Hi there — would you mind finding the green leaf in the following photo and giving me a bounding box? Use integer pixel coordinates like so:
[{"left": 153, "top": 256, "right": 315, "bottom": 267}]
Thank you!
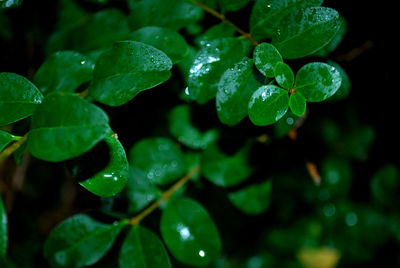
[
  {"left": 274, "top": 111, "right": 300, "bottom": 138},
  {"left": 33, "top": 51, "right": 94, "bottom": 95},
  {"left": 315, "top": 17, "right": 347, "bottom": 57},
  {"left": 28, "top": 92, "right": 109, "bottom": 162},
  {"left": 125, "top": 167, "right": 161, "bottom": 213},
  {"left": 295, "top": 62, "right": 342, "bottom": 102},
  {"left": 228, "top": 180, "right": 272, "bottom": 215},
  {"left": 320, "top": 157, "right": 352, "bottom": 199},
  {"left": 169, "top": 105, "right": 219, "bottom": 149},
  {"left": 127, "top": 26, "right": 189, "bottom": 63},
  {"left": 44, "top": 214, "right": 126, "bottom": 268},
  {"left": 289, "top": 92, "right": 306, "bottom": 116},
  {"left": 128, "top": 0, "right": 203, "bottom": 31},
  {"left": 344, "top": 126, "right": 374, "bottom": 161},
  {"left": 0, "top": 0, "right": 22, "bottom": 9},
  {"left": 0, "top": 196, "right": 7, "bottom": 257},
  {"left": 0, "top": 130, "right": 17, "bottom": 152},
  {"left": 217, "top": 57, "right": 262, "bottom": 126},
  {"left": 201, "top": 144, "right": 252, "bottom": 187},
  {"left": 160, "top": 197, "right": 221, "bottom": 267},
  {"left": 253, "top": 43, "right": 283, "bottom": 78},
  {"left": 119, "top": 225, "right": 171, "bottom": 268},
  {"left": 327, "top": 61, "right": 351, "bottom": 101},
  {"left": 187, "top": 37, "right": 250, "bottom": 104},
  {"left": 0, "top": 72, "right": 43, "bottom": 126},
  {"left": 274, "top": 62, "right": 294, "bottom": 89},
  {"left": 250, "top": 0, "right": 323, "bottom": 40},
  {"left": 219, "top": 0, "right": 251, "bottom": 12},
  {"left": 272, "top": 7, "right": 341, "bottom": 59},
  {"left": 194, "top": 23, "right": 235, "bottom": 47},
  {"left": 371, "top": 165, "right": 399, "bottom": 206},
  {"left": 248, "top": 85, "right": 289, "bottom": 126},
  {"left": 79, "top": 134, "right": 129, "bottom": 197},
  {"left": 129, "top": 138, "right": 186, "bottom": 185},
  {"left": 89, "top": 41, "right": 173, "bottom": 106}
]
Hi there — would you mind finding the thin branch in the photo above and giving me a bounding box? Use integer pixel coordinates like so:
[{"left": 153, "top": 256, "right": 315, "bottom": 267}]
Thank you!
[
  {"left": 190, "top": 0, "right": 259, "bottom": 46},
  {"left": 129, "top": 165, "right": 200, "bottom": 225},
  {"left": 0, "top": 133, "right": 28, "bottom": 164}
]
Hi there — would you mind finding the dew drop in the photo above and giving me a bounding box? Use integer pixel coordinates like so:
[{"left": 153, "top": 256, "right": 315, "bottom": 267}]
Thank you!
[{"left": 199, "top": 250, "right": 206, "bottom": 257}]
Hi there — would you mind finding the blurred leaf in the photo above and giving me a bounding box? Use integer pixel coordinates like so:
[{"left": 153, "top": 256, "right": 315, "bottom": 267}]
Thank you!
[
  {"left": 169, "top": 105, "right": 219, "bottom": 149},
  {"left": 248, "top": 85, "right": 289, "bottom": 126},
  {"left": 371, "top": 164, "right": 399, "bottom": 207},
  {"left": 217, "top": 57, "right": 262, "bottom": 126},
  {"left": 128, "top": 0, "right": 203, "bottom": 31},
  {"left": 274, "top": 111, "right": 300, "bottom": 138},
  {"left": 253, "top": 43, "right": 283, "bottom": 78},
  {"left": 274, "top": 62, "right": 294, "bottom": 89},
  {"left": 44, "top": 214, "right": 125, "bottom": 268},
  {"left": 320, "top": 157, "right": 352, "bottom": 199},
  {"left": 0, "top": 130, "right": 17, "bottom": 152},
  {"left": 127, "top": 26, "right": 189, "bottom": 63},
  {"left": 295, "top": 62, "right": 342, "bottom": 102},
  {"left": 272, "top": 7, "right": 341, "bottom": 59},
  {"left": 160, "top": 197, "right": 221, "bottom": 267},
  {"left": 297, "top": 247, "right": 341, "bottom": 268},
  {"left": 194, "top": 23, "right": 235, "bottom": 47},
  {"left": 56, "top": 0, "right": 88, "bottom": 31},
  {"left": 219, "top": 0, "right": 251, "bottom": 13},
  {"left": 344, "top": 125, "right": 374, "bottom": 161},
  {"left": 201, "top": 144, "right": 252, "bottom": 187},
  {"left": 0, "top": 73, "right": 43, "bottom": 126},
  {"left": 80, "top": 134, "right": 129, "bottom": 197},
  {"left": 28, "top": 92, "right": 109, "bottom": 162},
  {"left": 119, "top": 225, "right": 171, "bottom": 268},
  {"left": 250, "top": 0, "right": 323, "bottom": 40},
  {"left": 315, "top": 17, "right": 347, "bottom": 57},
  {"left": 125, "top": 167, "right": 161, "bottom": 213},
  {"left": 33, "top": 51, "right": 94, "bottom": 95},
  {"left": 289, "top": 92, "right": 306, "bottom": 116},
  {"left": 0, "top": 196, "right": 7, "bottom": 257},
  {"left": 327, "top": 61, "right": 351, "bottom": 101},
  {"left": 0, "top": 0, "right": 22, "bottom": 9},
  {"left": 187, "top": 37, "right": 250, "bottom": 104},
  {"left": 89, "top": 41, "right": 173, "bottom": 106},
  {"left": 228, "top": 180, "right": 272, "bottom": 215},
  {"left": 129, "top": 138, "right": 186, "bottom": 185}
]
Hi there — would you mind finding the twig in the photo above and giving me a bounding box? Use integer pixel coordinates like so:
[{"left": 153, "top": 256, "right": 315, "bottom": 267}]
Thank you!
[{"left": 0, "top": 133, "right": 28, "bottom": 164}]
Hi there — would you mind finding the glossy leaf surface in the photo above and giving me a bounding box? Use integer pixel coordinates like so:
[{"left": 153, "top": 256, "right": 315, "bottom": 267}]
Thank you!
[
  {"left": 119, "top": 225, "right": 171, "bottom": 268},
  {"left": 128, "top": 0, "right": 202, "bottom": 31},
  {"left": 80, "top": 134, "right": 129, "bottom": 197},
  {"left": 89, "top": 41, "right": 173, "bottom": 106},
  {"left": 194, "top": 23, "right": 235, "bottom": 47},
  {"left": 169, "top": 105, "right": 219, "bottom": 149},
  {"left": 125, "top": 167, "right": 161, "bottom": 213},
  {"left": 274, "top": 62, "right": 294, "bottom": 89},
  {"left": 216, "top": 57, "right": 262, "bottom": 126},
  {"left": 248, "top": 85, "right": 289, "bottom": 126},
  {"left": 250, "top": 0, "right": 323, "bottom": 40},
  {"left": 289, "top": 92, "right": 306, "bottom": 116},
  {"left": 0, "top": 130, "right": 17, "bottom": 152},
  {"left": 129, "top": 138, "right": 186, "bottom": 185},
  {"left": 253, "top": 43, "right": 282, "bottom": 78},
  {"left": 187, "top": 38, "right": 250, "bottom": 104},
  {"left": 44, "top": 214, "right": 125, "bottom": 267},
  {"left": 272, "top": 7, "right": 341, "bottom": 59},
  {"left": 33, "top": 51, "right": 94, "bottom": 95},
  {"left": 295, "top": 62, "right": 342, "bottom": 102},
  {"left": 229, "top": 180, "right": 272, "bottom": 215},
  {"left": 201, "top": 144, "right": 252, "bottom": 187},
  {"left": 315, "top": 17, "right": 347, "bottom": 57},
  {"left": 0, "top": 72, "right": 43, "bottom": 126},
  {"left": 127, "top": 26, "right": 189, "bottom": 63},
  {"left": 0, "top": 196, "right": 7, "bottom": 257},
  {"left": 28, "top": 92, "right": 109, "bottom": 162},
  {"left": 327, "top": 61, "right": 351, "bottom": 101},
  {"left": 161, "top": 197, "right": 221, "bottom": 267}
]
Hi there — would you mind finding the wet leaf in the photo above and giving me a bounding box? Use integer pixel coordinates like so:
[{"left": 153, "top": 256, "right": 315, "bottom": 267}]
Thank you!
[
  {"left": 28, "top": 92, "right": 109, "bottom": 162},
  {"left": 327, "top": 61, "right": 351, "bottom": 101},
  {"left": 79, "top": 134, "right": 129, "bottom": 197},
  {"left": 248, "top": 85, "right": 289, "bottom": 126},
  {"left": 89, "top": 41, "right": 173, "bottom": 106},
  {"left": 295, "top": 62, "right": 342, "bottom": 102},
  {"left": 127, "top": 26, "right": 189, "bottom": 63},
  {"left": 169, "top": 105, "right": 219, "bottom": 149},
  {"left": 272, "top": 7, "right": 341, "bottom": 59},
  {"left": 253, "top": 43, "right": 283, "bottom": 78},
  {"left": 119, "top": 225, "right": 171, "bottom": 268},
  {"left": 315, "top": 17, "right": 347, "bottom": 57},
  {"left": 289, "top": 92, "right": 306, "bottom": 116},
  {"left": 44, "top": 214, "right": 125, "bottom": 268},
  {"left": 194, "top": 23, "right": 235, "bottom": 47},
  {"left": 33, "top": 51, "right": 94, "bottom": 95},
  {"left": 274, "top": 62, "right": 294, "bottom": 89},
  {"left": 217, "top": 57, "right": 262, "bottom": 126},
  {"left": 0, "top": 72, "right": 43, "bottom": 126},
  {"left": 160, "top": 197, "right": 221, "bottom": 267},
  {"left": 228, "top": 180, "right": 272, "bottom": 215},
  {"left": 129, "top": 138, "right": 186, "bottom": 185}
]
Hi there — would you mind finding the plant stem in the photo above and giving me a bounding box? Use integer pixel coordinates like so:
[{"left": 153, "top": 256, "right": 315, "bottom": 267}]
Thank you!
[
  {"left": 0, "top": 133, "right": 28, "bottom": 163},
  {"left": 190, "top": 0, "right": 259, "bottom": 46},
  {"left": 128, "top": 165, "right": 200, "bottom": 225}
]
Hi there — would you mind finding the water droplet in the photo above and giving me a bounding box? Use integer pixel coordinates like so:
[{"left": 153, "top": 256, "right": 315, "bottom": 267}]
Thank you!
[
  {"left": 199, "top": 250, "right": 206, "bottom": 257},
  {"left": 80, "top": 60, "right": 86, "bottom": 65},
  {"left": 184, "top": 87, "right": 190, "bottom": 95},
  {"left": 286, "top": 117, "right": 294, "bottom": 125}
]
